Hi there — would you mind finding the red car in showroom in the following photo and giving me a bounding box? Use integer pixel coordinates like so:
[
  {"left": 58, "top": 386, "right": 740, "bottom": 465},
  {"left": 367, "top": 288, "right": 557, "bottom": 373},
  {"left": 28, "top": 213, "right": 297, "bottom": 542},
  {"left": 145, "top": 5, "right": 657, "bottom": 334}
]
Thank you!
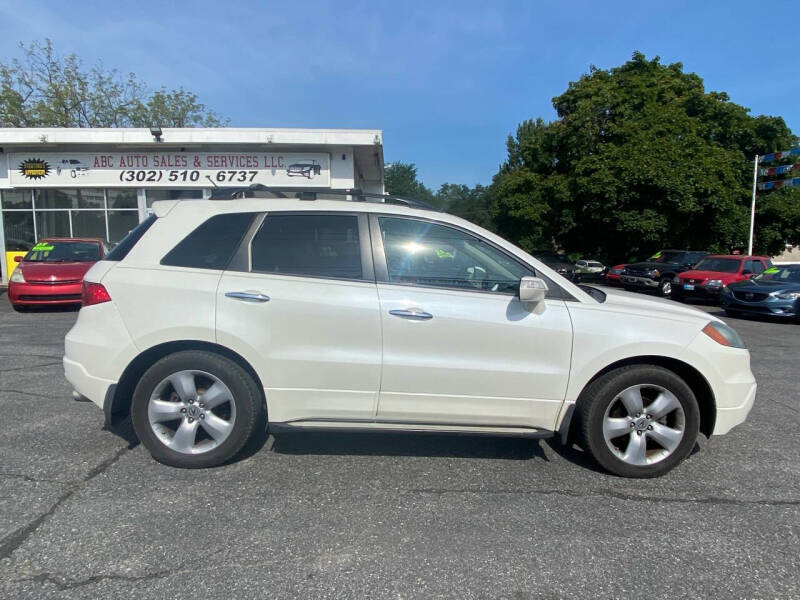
[
  {"left": 670, "top": 255, "right": 773, "bottom": 303},
  {"left": 7, "top": 238, "right": 108, "bottom": 311}
]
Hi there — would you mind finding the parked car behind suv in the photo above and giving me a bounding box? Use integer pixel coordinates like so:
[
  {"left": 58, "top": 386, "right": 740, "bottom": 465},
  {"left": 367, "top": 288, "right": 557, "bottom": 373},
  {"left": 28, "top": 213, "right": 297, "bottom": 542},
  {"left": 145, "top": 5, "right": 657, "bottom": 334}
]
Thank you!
[
  {"left": 64, "top": 188, "right": 756, "bottom": 478},
  {"left": 530, "top": 250, "right": 580, "bottom": 282},
  {"left": 722, "top": 265, "right": 800, "bottom": 320},
  {"left": 8, "top": 238, "right": 107, "bottom": 310},
  {"left": 671, "top": 255, "right": 772, "bottom": 304},
  {"left": 622, "top": 250, "right": 708, "bottom": 297}
]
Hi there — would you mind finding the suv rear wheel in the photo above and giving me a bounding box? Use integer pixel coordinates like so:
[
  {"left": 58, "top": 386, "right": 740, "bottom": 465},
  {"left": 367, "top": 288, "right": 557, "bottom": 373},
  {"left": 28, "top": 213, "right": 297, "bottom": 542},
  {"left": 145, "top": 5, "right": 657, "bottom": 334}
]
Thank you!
[
  {"left": 578, "top": 365, "right": 700, "bottom": 478},
  {"left": 131, "top": 350, "right": 264, "bottom": 468}
]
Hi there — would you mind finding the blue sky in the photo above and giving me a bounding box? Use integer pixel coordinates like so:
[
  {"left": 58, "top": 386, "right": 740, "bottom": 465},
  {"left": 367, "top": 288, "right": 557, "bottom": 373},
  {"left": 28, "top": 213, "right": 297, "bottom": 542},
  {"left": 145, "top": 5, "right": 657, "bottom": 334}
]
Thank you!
[{"left": 0, "top": 0, "right": 797, "bottom": 189}]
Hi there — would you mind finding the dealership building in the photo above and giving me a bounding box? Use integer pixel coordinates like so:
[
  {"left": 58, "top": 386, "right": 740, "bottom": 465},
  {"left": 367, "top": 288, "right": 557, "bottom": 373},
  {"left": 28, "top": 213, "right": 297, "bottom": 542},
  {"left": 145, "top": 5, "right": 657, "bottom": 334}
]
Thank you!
[{"left": 0, "top": 127, "right": 385, "bottom": 284}]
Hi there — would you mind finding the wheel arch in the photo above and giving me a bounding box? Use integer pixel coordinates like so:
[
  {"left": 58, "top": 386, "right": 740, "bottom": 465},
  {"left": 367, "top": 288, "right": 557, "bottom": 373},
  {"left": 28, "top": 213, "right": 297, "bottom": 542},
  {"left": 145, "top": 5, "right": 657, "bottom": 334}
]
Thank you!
[
  {"left": 105, "top": 340, "right": 266, "bottom": 430},
  {"left": 567, "top": 355, "right": 716, "bottom": 440}
]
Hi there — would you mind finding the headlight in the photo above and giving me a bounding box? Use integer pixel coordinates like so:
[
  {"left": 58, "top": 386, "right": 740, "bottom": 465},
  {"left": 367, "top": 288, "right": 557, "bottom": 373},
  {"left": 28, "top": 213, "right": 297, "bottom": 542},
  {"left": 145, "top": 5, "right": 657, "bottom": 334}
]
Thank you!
[
  {"left": 649, "top": 269, "right": 660, "bottom": 278},
  {"left": 776, "top": 291, "right": 800, "bottom": 300},
  {"left": 10, "top": 268, "right": 25, "bottom": 283},
  {"left": 672, "top": 276, "right": 680, "bottom": 283},
  {"left": 702, "top": 321, "right": 746, "bottom": 349},
  {"left": 705, "top": 279, "right": 723, "bottom": 287}
]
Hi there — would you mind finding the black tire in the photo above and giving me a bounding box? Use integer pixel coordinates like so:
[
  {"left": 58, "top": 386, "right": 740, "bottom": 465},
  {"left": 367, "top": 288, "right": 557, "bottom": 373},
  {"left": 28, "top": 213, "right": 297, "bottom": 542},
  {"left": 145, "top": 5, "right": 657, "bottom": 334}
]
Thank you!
[
  {"left": 131, "top": 350, "right": 264, "bottom": 468},
  {"left": 658, "top": 277, "right": 672, "bottom": 297},
  {"left": 578, "top": 365, "right": 700, "bottom": 478}
]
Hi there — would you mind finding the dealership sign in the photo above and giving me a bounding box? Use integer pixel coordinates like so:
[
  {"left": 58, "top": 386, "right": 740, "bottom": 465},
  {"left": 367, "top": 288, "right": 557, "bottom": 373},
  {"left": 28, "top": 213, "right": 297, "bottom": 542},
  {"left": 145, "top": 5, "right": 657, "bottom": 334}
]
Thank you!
[{"left": 8, "top": 152, "right": 331, "bottom": 187}]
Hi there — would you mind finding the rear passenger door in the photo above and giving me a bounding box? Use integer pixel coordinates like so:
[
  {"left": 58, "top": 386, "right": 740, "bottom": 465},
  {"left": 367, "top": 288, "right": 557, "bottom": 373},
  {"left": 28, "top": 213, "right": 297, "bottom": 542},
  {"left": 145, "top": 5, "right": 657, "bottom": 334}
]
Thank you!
[{"left": 216, "top": 212, "right": 382, "bottom": 424}]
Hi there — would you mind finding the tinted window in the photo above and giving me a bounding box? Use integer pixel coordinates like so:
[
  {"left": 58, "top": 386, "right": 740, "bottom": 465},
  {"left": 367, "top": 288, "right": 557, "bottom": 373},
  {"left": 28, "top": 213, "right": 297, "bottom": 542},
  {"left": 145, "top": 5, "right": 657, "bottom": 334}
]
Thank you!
[
  {"left": 378, "top": 217, "right": 533, "bottom": 294},
  {"left": 694, "top": 257, "right": 740, "bottom": 273},
  {"left": 251, "top": 214, "right": 362, "bottom": 279},
  {"left": 750, "top": 261, "right": 765, "bottom": 274},
  {"left": 105, "top": 215, "right": 157, "bottom": 261},
  {"left": 161, "top": 213, "right": 256, "bottom": 270}
]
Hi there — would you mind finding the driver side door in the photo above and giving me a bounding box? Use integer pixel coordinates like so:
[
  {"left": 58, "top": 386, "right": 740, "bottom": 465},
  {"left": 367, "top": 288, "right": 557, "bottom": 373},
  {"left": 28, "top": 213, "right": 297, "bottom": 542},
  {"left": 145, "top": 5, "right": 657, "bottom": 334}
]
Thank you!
[{"left": 370, "top": 215, "right": 573, "bottom": 431}]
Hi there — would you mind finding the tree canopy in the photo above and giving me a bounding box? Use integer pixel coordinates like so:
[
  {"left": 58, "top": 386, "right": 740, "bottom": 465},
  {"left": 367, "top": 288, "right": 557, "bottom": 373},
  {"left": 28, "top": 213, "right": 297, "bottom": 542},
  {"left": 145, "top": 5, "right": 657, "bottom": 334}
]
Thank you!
[
  {"left": 0, "top": 40, "right": 226, "bottom": 128},
  {"left": 491, "top": 52, "right": 799, "bottom": 259}
]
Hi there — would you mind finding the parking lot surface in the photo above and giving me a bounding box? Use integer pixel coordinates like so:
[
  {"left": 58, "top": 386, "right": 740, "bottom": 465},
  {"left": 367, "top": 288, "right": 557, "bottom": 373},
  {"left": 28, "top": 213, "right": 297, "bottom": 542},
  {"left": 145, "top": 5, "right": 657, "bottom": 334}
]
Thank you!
[{"left": 0, "top": 290, "right": 798, "bottom": 599}]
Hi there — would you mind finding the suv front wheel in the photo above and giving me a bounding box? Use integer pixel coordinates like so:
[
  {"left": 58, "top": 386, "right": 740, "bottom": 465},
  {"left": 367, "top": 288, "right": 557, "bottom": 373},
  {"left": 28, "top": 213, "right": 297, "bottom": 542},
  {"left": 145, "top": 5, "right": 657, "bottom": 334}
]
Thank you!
[
  {"left": 578, "top": 365, "right": 700, "bottom": 478},
  {"left": 131, "top": 350, "right": 264, "bottom": 468}
]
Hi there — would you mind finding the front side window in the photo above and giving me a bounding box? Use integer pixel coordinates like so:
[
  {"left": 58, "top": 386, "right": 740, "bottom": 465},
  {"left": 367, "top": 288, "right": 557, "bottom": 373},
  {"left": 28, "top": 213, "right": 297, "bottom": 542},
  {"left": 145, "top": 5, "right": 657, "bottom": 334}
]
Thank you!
[
  {"left": 250, "top": 213, "right": 362, "bottom": 280},
  {"left": 378, "top": 217, "right": 533, "bottom": 294}
]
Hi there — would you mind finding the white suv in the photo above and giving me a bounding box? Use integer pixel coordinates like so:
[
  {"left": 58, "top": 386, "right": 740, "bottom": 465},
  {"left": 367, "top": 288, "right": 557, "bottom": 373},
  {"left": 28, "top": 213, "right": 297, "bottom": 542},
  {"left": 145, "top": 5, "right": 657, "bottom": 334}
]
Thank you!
[{"left": 64, "top": 188, "right": 756, "bottom": 477}]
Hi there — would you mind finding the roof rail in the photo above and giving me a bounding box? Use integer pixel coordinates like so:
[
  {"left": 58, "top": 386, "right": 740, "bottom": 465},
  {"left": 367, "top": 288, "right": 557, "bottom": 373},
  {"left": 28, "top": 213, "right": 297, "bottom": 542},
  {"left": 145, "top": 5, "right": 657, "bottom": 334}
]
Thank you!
[{"left": 209, "top": 184, "right": 440, "bottom": 212}]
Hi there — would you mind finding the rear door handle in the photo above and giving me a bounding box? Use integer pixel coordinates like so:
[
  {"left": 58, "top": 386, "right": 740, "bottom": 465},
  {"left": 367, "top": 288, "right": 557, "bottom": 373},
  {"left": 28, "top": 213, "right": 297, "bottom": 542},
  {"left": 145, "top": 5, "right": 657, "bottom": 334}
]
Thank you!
[
  {"left": 389, "top": 308, "right": 433, "bottom": 321},
  {"left": 225, "top": 291, "right": 270, "bottom": 303}
]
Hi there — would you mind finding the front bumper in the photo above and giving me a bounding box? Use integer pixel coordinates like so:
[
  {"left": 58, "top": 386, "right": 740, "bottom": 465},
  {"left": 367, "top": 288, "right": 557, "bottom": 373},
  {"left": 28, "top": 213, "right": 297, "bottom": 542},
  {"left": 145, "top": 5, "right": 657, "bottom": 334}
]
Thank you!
[
  {"left": 722, "top": 294, "right": 798, "bottom": 318},
  {"left": 672, "top": 284, "right": 722, "bottom": 301},
  {"left": 620, "top": 275, "right": 659, "bottom": 289},
  {"left": 8, "top": 280, "right": 82, "bottom": 305}
]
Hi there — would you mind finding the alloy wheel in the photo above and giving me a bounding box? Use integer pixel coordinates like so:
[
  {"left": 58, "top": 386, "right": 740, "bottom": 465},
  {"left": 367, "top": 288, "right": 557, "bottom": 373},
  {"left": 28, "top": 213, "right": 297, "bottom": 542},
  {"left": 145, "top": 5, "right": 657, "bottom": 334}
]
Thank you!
[
  {"left": 602, "top": 384, "right": 685, "bottom": 466},
  {"left": 147, "top": 370, "right": 237, "bottom": 454}
]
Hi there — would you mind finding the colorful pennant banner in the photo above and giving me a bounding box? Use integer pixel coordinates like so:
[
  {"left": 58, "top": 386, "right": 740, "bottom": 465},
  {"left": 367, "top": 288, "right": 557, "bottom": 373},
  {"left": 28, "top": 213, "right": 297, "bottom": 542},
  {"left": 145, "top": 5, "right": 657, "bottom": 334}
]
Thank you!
[
  {"left": 759, "top": 162, "right": 800, "bottom": 177},
  {"left": 757, "top": 177, "right": 800, "bottom": 191},
  {"left": 758, "top": 147, "right": 800, "bottom": 163}
]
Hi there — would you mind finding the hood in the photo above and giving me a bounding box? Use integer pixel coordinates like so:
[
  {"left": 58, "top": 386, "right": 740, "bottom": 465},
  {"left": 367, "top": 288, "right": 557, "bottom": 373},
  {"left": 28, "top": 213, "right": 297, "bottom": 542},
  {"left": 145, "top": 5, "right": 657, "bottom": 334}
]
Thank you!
[
  {"left": 728, "top": 278, "right": 800, "bottom": 293},
  {"left": 20, "top": 260, "right": 95, "bottom": 282},
  {"left": 679, "top": 269, "right": 740, "bottom": 283},
  {"left": 599, "top": 287, "right": 720, "bottom": 323}
]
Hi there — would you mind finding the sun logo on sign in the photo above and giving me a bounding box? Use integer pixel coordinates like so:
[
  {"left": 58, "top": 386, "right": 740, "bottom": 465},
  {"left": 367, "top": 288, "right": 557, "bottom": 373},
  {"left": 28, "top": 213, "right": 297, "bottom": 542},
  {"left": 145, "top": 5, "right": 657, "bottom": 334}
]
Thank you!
[{"left": 18, "top": 158, "right": 51, "bottom": 180}]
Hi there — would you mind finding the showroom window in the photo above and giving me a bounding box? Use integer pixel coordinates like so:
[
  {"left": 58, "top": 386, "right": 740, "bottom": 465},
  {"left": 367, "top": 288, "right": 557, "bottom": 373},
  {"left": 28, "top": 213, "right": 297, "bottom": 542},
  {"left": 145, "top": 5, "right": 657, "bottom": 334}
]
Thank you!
[{"left": 1, "top": 188, "right": 142, "bottom": 252}]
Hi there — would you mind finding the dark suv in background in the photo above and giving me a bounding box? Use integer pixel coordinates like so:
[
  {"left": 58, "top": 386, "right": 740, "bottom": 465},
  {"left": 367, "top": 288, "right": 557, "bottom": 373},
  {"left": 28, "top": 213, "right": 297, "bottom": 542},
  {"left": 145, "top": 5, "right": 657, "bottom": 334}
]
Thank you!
[
  {"left": 530, "top": 250, "right": 580, "bottom": 282},
  {"left": 621, "top": 250, "right": 708, "bottom": 297}
]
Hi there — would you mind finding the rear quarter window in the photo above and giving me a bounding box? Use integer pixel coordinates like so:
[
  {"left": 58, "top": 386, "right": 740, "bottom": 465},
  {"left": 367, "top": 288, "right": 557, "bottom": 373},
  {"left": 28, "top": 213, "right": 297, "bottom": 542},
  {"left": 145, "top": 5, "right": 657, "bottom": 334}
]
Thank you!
[{"left": 161, "top": 212, "right": 258, "bottom": 270}]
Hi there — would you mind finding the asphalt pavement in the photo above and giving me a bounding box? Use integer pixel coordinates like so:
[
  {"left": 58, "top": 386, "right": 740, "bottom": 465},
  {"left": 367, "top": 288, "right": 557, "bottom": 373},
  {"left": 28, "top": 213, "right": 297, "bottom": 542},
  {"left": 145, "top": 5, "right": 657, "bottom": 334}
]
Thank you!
[{"left": 0, "top": 289, "right": 798, "bottom": 599}]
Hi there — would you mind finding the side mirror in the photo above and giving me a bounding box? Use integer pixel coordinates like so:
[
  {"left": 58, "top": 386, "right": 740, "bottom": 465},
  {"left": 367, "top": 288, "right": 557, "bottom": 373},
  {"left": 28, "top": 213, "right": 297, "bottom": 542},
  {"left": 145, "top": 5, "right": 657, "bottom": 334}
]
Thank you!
[
  {"left": 519, "top": 276, "right": 548, "bottom": 304},
  {"left": 14, "top": 255, "right": 23, "bottom": 263}
]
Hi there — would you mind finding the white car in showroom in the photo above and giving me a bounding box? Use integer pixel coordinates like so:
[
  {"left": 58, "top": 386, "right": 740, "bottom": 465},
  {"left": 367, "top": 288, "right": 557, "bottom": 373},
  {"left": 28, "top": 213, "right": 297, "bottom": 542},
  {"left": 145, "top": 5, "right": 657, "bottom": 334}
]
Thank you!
[{"left": 64, "top": 186, "right": 756, "bottom": 477}]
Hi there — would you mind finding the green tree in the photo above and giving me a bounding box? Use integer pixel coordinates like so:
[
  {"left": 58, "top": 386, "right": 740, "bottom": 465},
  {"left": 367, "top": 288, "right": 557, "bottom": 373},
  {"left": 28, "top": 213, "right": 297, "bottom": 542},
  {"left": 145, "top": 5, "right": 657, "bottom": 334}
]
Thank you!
[
  {"left": 492, "top": 52, "right": 798, "bottom": 260},
  {"left": 0, "top": 39, "right": 225, "bottom": 128},
  {"left": 384, "top": 162, "right": 437, "bottom": 205},
  {"left": 434, "top": 183, "right": 495, "bottom": 230}
]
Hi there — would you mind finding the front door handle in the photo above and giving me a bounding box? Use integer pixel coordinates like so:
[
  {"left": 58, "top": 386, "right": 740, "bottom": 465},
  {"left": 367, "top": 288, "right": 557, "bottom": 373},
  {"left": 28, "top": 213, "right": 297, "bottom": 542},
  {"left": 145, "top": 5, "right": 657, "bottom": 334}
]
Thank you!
[
  {"left": 225, "top": 291, "right": 270, "bottom": 303},
  {"left": 389, "top": 308, "right": 433, "bottom": 321}
]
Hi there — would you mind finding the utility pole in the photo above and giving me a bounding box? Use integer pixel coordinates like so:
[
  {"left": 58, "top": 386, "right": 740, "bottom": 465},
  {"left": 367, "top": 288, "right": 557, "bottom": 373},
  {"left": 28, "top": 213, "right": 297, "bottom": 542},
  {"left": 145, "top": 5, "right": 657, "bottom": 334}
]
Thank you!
[{"left": 748, "top": 154, "right": 758, "bottom": 256}]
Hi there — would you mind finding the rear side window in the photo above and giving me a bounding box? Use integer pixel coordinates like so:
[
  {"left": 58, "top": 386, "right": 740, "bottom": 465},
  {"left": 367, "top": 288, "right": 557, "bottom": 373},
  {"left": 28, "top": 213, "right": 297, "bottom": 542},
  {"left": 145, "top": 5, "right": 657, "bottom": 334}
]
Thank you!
[
  {"left": 105, "top": 215, "right": 157, "bottom": 261},
  {"left": 250, "top": 213, "right": 362, "bottom": 280},
  {"left": 161, "top": 212, "right": 257, "bottom": 270}
]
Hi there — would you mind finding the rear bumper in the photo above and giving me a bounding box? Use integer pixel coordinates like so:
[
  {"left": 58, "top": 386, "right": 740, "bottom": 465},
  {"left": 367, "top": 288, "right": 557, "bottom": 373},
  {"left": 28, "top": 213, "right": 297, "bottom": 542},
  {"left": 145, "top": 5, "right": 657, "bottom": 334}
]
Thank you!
[
  {"left": 63, "top": 356, "right": 114, "bottom": 410},
  {"left": 8, "top": 281, "right": 82, "bottom": 305}
]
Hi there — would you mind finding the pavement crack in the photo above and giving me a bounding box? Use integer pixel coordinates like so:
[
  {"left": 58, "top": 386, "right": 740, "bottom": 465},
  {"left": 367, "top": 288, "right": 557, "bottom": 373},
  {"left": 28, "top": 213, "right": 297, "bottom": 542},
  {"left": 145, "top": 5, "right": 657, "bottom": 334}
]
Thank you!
[
  {"left": 0, "top": 446, "right": 129, "bottom": 561},
  {"left": 0, "top": 362, "right": 62, "bottom": 373},
  {"left": 0, "top": 389, "right": 61, "bottom": 400},
  {"left": 26, "top": 568, "right": 182, "bottom": 591},
  {"left": 405, "top": 487, "right": 800, "bottom": 507},
  {"left": 0, "top": 472, "right": 71, "bottom": 485}
]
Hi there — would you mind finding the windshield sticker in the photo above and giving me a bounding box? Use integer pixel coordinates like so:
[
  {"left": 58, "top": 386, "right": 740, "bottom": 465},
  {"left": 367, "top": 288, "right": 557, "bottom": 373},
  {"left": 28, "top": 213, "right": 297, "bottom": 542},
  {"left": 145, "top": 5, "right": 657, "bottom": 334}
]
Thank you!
[
  {"left": 31, "top": 243, "right": 54, "bottom": 252},
  {"left": 435, "top": 248, "right": 455, "bottom": 259},
  {"left": 763, "top": 267, "right": 780, "bottom": 274},
  {"left": 649, "top": 251, "right": 662, "bottom": 259}
]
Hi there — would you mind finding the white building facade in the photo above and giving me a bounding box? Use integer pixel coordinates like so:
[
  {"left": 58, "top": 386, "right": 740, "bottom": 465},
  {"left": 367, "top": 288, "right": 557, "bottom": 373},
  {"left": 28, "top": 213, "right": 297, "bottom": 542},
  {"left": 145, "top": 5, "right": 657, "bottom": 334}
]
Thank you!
[{"left": 0, "top": 127, "right": 385, "bottom": 283}]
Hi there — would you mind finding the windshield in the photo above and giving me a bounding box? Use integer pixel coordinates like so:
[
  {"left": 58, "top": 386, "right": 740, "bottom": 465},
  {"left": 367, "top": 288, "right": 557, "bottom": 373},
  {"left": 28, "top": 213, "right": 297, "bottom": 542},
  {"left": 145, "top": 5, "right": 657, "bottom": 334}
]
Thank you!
[
  {"left": 24, "top": 241, "right": 100, "bottom": 262},
  {"left": 755, "top": 267, "right": 800, "bottom": 283},
  {"left": 693, "top": 257, "right": 740, "bottom": 273}
]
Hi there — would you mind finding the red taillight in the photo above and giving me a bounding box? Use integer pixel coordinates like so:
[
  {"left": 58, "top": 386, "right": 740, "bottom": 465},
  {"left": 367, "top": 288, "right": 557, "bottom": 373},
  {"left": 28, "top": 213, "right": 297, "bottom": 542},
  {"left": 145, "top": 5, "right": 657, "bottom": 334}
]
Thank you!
[{"left": 81, "top": 281, "right": 111, "bottom": 307}]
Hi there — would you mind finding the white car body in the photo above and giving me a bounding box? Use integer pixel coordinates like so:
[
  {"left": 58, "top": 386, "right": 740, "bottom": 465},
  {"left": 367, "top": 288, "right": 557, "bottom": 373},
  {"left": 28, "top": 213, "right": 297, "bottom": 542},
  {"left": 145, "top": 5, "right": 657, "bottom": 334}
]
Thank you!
[
  {"left": 64, "top": 196, "right": 756, "bottom": 471},
  {"left": 576, "top": 259, "right": 605, "bottom": 274}
]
